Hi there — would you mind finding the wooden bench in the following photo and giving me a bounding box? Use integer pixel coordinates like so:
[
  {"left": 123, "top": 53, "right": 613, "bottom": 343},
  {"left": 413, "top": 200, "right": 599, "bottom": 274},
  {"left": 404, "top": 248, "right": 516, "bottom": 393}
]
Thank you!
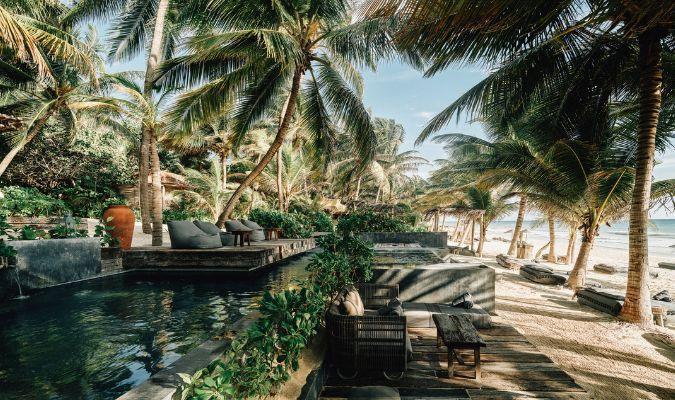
[{"left": 432, "top": 313, "right": 486, "bottom": 382}]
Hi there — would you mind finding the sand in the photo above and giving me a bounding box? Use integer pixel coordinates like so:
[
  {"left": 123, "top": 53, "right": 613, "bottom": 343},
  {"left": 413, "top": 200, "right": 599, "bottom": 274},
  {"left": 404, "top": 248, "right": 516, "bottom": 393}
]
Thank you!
[{"left": 451, "top": 234, "right": 675, "bottom": 400}]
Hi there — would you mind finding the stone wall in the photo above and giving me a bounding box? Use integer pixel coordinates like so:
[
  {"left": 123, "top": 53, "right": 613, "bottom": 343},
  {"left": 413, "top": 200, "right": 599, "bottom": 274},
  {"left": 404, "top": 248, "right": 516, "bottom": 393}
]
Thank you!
[
  {"left": 359, "top": 232, "right": 448, "bottom": 248},
  {"left": 1, "top": 238, "right": 101, "bottom": 300},
  {"left": 371, "top": 263, "right": 496, "bottom": 312}
]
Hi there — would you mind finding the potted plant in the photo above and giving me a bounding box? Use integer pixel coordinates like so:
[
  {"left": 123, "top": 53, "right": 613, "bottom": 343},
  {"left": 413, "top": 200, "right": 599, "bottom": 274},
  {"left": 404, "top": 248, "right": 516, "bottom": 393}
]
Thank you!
[{"left": 101, "top": 198, "right": 134, "bottom": 250}]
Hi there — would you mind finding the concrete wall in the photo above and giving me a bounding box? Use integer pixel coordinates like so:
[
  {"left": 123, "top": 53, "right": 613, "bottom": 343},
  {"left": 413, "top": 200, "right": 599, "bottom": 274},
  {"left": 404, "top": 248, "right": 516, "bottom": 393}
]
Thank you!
[
  {"left": 359, "top": 232, "right": 448, "bottom": 248},
  {"left": 1, "top": 238, "right": 101, "bottom": 300},
  {"left": 371, "top": 263, "right": 495, "bottom": 312}
]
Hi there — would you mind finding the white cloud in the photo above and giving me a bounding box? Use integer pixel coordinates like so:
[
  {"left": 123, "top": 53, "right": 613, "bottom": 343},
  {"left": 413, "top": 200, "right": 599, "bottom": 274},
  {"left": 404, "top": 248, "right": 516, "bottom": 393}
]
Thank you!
[{"left": 414, "top": 111, "right": 435, "bottom": 120}]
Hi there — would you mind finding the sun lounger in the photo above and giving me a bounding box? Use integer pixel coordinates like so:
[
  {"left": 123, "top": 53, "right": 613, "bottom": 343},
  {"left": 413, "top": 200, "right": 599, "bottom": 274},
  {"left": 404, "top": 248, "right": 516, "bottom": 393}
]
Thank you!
[
  {"left": 496, "top": 254, "right": 523, "bottom": 270},
  {"left": 577, "top": 287, "right": 675, "bottom": 320},
  {"left": 520, "top": 265, "right": 567, "bottom": 285},
  {"left": 658, "top": 262, "right": 675, "bottom": 270},
  {"left": 593, "top": 263, "right": 627, "bottom": 274}
]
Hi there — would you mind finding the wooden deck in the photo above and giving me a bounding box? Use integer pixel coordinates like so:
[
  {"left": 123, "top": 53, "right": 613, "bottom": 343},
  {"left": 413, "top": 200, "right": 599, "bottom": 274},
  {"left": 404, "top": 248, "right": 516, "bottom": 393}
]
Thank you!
[
  {"left": 122, "top": 237, "right": 316, "bottom": 272},
  {"left": 320, "top": 320, "right": 587, "bottom": 399}
]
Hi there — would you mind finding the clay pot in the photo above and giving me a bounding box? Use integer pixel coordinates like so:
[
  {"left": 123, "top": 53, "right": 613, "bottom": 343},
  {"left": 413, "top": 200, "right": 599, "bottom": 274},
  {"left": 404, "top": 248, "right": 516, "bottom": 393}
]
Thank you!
[{"left": 102, "top": 205, "right": 135, "bottom": 250}]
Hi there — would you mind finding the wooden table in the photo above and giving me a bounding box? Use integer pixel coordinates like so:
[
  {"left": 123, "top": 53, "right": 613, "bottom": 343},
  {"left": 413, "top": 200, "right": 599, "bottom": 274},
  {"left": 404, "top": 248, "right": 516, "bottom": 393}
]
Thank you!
[
  {"left": 432, "top": 313, "right": 486, "bottom": 382},
  {"left": 264, "top": 227, "right": 282, "bottom": 240},
  {"left": 230, "top": 230, "right": 251, "bottom": 247}
]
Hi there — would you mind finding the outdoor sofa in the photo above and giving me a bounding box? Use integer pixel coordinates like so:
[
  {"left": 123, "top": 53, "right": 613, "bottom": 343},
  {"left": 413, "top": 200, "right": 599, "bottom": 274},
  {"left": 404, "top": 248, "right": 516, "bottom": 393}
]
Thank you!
[{"left": 326, "top": 283, "right": 492, "bottom": 379}]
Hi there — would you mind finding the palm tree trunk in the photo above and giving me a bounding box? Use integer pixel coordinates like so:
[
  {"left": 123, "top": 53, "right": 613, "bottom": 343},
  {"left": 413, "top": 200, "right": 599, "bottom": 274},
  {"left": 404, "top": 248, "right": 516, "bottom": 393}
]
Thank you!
[
  {"left": 354, "top": 176, "right": 362, "bottom": 200},
  {"left": 220, "top": 153, "right": 228, "bottom": 189},
  {"left": 375, "top": 186, "right": 381, "bottom": 203},
  {"left": 621, "top": 30, "right": 662, "bottom": 326},
  {"left": 458, "top": 219, "right": 471, "bottom": 246},
  {"left": 470, "top": 218, "right": 475, "bottom": 252},
  {"left": 217, "top": 70, "right": 303, "bottom": 226},
  {"left": 451, "top": 217, "right": 462, "bottom": 241},
  {"left": 139, "top": 0, "right": 169, "bottom": 235},
  {"left": 508, "top": 196, "right": 527, "bottom": 256},
  {"left": 0, "top": 105, "right": 56, "bottom": 177},
  {"left": 149, "top": 134, "right": 163, "bottom": 246},
  {"left": 566, "top": 233, "right": 595, "bottom": 289},
  {"left": 477, "top": 215, "right": 486, "bottom": 257},
  {"left": 565, "top": 227, "right": 577, "bottom": 265},
  {"left": 277, "top": 148, "right": 284, "bottom": 212},
  {"left": 139, "top": 130, "right": 151, "bottom": 233},
  {"left": 547, "top": 215, "right": 556, "bottom": 262}
]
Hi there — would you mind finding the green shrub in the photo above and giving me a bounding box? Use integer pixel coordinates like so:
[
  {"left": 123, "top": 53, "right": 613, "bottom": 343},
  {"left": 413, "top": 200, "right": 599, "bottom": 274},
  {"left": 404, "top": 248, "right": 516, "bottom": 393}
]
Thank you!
[
  {"left": 178, "top": 226, "right": 373, "bottom": 399},
  {"left": 337, "top": 210, "right": 415, "bottom": 234},
  {"left": 0, "top": 186, "right": 70, "bottom": 217},
  {"left": 288, "top": 203, "right": 334, "bottom": 232},
  {"left": 248, "top": 209, "right": 312, "bottom": 239},
  {"left": 163, "top": 199, "right": 210, "bottom": 223}
]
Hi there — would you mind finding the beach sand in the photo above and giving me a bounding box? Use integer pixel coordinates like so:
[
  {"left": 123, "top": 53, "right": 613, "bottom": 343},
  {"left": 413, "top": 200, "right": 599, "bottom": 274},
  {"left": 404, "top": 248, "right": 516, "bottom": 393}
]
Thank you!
[{"left": 451, "top": 232, "right": 675, "bottom": 399}]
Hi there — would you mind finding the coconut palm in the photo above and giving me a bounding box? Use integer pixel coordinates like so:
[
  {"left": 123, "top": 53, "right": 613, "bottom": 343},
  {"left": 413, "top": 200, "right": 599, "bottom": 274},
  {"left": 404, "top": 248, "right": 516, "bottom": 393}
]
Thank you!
[
  {"left": 159, "top": 0, "right": 408, "bottom": 225},
  {"left": 105, "top": 74, "right": 175, "bottom": 245},
  {"left": 0, "top": 0, "right": 97, "bottom": 80},
  {"left": 175, "top": 159, "right": 230, "bottom": 221},
  {"left": 0, "top": 28, "right": 113, "bottom": 177},
  {"left": 362, "top": 0, "right": 674, "bottom": 324},
  {"left": 64, "top": 0, "right": 208, "bottom": 239}
]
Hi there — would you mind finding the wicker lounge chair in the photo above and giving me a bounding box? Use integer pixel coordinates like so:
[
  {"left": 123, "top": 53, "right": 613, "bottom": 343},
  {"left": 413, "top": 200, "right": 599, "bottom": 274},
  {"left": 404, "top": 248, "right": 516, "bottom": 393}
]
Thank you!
[{"left": 326, "top": 284, "right": 409, "bottom": 380}]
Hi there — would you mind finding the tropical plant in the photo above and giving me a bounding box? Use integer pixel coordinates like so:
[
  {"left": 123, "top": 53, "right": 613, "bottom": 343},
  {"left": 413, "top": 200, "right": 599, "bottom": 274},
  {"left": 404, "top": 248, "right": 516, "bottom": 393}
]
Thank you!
[
  {"left": 94, "top": 216, "right": 120, "bottom": 247},
  {"left": 0, "top": 26, "right": 113, "bottom": 178},
  {"left": 174, "top": 158, "right": 229, "bottom": 221},
  {"left": 159, "top": 0, "right": 407, "bottom": 225},
  {"left": 0, "top": 186, "right": 70, "bottom": 217},
  {"left": 336, "top": 210, "right": 415, "bottom": 234},
  {"left": 362, "top": 0, "right": 675, "bottom": 324}
]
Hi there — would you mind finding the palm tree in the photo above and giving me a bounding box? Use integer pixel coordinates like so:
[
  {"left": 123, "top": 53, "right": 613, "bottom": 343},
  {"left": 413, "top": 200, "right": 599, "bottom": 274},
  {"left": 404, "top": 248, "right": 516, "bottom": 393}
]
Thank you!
[
  {"left": 64, "top": 0, "right": 207, "bottom": 240},
  {"left": 159, "top": 0, "right": 405, "bottom": 225},
  {"left": 105, "top": 74, "right": 174, "bottom": 245},
  {"left": 0, "top": 0, "right": 97, "bottom": 80},
  {"left": 0, "top": 28, "right": 113, "bottom": 177},
  {"left": 175, "top": 159, "right": 229, "bottom": 221},
  {"left": 464, "top": 186, "right": 515, "bottom": 257},
  {"left": 363, "top": 0, "right": 674, "bottom": 325}
]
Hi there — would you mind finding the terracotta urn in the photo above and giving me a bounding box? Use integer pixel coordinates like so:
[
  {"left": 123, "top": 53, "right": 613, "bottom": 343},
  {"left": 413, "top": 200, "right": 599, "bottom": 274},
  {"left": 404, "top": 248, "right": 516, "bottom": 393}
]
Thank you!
[{"left": 102, "top": 205, "right": 135, "bottom": 250}]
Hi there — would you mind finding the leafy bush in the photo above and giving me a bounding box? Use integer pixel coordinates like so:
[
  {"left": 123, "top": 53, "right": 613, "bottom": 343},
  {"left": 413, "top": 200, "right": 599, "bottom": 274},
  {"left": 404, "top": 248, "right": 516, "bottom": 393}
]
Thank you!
[
  {"left": 13, "top": 225, "right": 51, "bottom": 240},
  {"left": 0, "top": 215, "right": 16, "bottom": 263},
  {"left": 163, "top": 199, "right": 210, "bottom": 223},
  {"left": 337, "top": 210, "right": 415, "bottom": 234},
  {"left": 288, "top": 203, "right": 334, "bottom": 232},
  {"left": 48, "top": 224, "right": 88, "bottom": 239},
  {"left": 95, "top": 217, "right": 120, "bottom": 247},
  {"left": 178, "top": 227, "right": 373, "bottom": 399},
  {"left": 0, "top": 186, "right": 70, "bottom": 217},
  {"left": 248, "top": 209, "right": 313, "bottom": 239}
]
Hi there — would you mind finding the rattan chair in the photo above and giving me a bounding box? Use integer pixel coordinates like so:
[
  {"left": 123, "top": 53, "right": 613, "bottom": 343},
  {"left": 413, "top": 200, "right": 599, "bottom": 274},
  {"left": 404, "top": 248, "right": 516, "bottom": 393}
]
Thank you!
[{"left": 325, "top": 283, "right": 408, "bottom": 380}]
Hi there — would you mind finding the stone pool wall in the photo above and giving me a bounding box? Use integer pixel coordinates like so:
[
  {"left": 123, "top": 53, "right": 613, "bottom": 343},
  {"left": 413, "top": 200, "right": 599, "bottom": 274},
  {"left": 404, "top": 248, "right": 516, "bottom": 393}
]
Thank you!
[
  {"left": 0, "top": 238, "right": 102, "bottom": 300},
  {"left": 360, "top": 231, "right": 448, "bottom": 248}
]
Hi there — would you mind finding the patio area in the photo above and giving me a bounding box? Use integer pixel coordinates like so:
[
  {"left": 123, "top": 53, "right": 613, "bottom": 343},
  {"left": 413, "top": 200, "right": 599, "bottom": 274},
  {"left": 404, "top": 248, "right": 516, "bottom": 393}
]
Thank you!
[{"left": 320, "top": 316, "right": 587, "bottom": 399}]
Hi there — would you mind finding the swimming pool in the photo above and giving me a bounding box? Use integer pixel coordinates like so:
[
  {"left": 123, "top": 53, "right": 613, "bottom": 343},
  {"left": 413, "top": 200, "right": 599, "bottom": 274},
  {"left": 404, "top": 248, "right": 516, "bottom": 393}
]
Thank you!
[{"left": 0, "top": 255, "right": 311, "bottom": 400}]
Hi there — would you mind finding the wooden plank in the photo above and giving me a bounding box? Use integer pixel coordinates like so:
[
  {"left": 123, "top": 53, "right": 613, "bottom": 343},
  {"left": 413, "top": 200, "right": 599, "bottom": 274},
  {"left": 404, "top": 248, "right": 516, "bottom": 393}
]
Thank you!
[
  {"left": 433, "top": 314, "right": 486, "bottom": 347},
  {"left": 467, "top": 389, "right": 588, "bottom": 399}
]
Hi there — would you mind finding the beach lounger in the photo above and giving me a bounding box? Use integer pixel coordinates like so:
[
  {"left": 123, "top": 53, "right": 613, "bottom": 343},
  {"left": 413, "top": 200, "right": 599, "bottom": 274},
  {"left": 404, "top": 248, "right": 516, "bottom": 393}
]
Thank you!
[
  {"left": 496, "top": 254, "right": 523, "bottom": 270},
  {"left": 520, "top": 265, "right": 567, "bottom": 285},
  {"left": 658, "top": 262, "right": 675, "bottom": 270},
  {"left": 577, "top": 287, "right": 675, "bottom": 319}
]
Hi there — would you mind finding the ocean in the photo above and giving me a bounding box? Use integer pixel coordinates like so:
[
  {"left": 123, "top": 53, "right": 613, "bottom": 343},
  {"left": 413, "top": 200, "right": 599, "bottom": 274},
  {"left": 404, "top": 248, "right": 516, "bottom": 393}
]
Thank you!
[{"left": 443, "top": 219, "right": 675, "bottom": 261}]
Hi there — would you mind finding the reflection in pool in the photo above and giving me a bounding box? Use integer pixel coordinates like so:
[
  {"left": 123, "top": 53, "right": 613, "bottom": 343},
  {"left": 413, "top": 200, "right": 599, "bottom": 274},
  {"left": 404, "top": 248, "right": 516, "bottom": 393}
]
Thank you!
[{"left": 0, "top": 255, "right": 311, "bottom": 400}]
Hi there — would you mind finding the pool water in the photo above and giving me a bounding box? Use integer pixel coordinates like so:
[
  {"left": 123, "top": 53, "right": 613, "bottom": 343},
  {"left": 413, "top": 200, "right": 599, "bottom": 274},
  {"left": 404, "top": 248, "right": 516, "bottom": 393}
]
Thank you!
[{"left": 0, "top": 255, "right": 311, "bottom": 400}]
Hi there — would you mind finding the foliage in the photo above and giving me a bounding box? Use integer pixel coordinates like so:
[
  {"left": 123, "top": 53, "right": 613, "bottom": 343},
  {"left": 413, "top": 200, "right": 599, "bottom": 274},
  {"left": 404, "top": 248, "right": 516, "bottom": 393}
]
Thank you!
[
  {"left": 248, "top": 209, "right": 313, "bottom": 239},
  {"left": 288, "top": 203, "right": 334, "bottom": 232},
  {"left": 337, "top": 209, "right": 415, "bottom": 234},
  {"left": 0, "top": 186, "right": 70, "bottom": 217},
  {"left": 13, "top": 225, "right": 50, "bottom": 240},
  {"left": 95, "top": 217, "right": 120, "bottom": 247},
  {"left": 179, "top": 226, "right": 373, "bottom": 399},
  {"left": 48, "top": 223, "right": 88, "bottom": 239},
  {"left": 0, "top": 215, "right": 16, "bottom": 260},
  {"left": 163, "top": 199, "right": 211, "bottom": 224}
]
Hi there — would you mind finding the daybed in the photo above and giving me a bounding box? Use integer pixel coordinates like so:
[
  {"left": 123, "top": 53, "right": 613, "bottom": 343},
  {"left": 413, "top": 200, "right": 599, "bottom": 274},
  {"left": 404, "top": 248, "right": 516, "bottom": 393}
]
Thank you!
[
  {"left": 520, "top": 264, "right": 567, "bottom": 285},
  {"left": 576, "top": 287, "right": 674, "bottom": 320}
]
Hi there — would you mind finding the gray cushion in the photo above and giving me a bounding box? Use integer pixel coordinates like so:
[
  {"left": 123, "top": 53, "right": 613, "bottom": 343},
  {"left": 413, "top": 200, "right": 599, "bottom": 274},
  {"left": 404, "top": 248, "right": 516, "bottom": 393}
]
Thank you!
[
  {"left": 224, "top": 220, "right": 252, "bottom": 232},
  {"left": 219, "top": 232, "right": 235, "bottom": 246},
  {"left": 167, "top": 221, "right": 222, "bottom": 249},
  {"left": 193, "top": 220, "right": 221, "bottom": 235},
  {"left": 241, "top": 219, "right": 265, "bottom": 241},
  {"left": 241, "top": 219, "right": 264, "bottom": 230},
  {"left": 402, "top": 302, "right": 492, "bottom": 329}
]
